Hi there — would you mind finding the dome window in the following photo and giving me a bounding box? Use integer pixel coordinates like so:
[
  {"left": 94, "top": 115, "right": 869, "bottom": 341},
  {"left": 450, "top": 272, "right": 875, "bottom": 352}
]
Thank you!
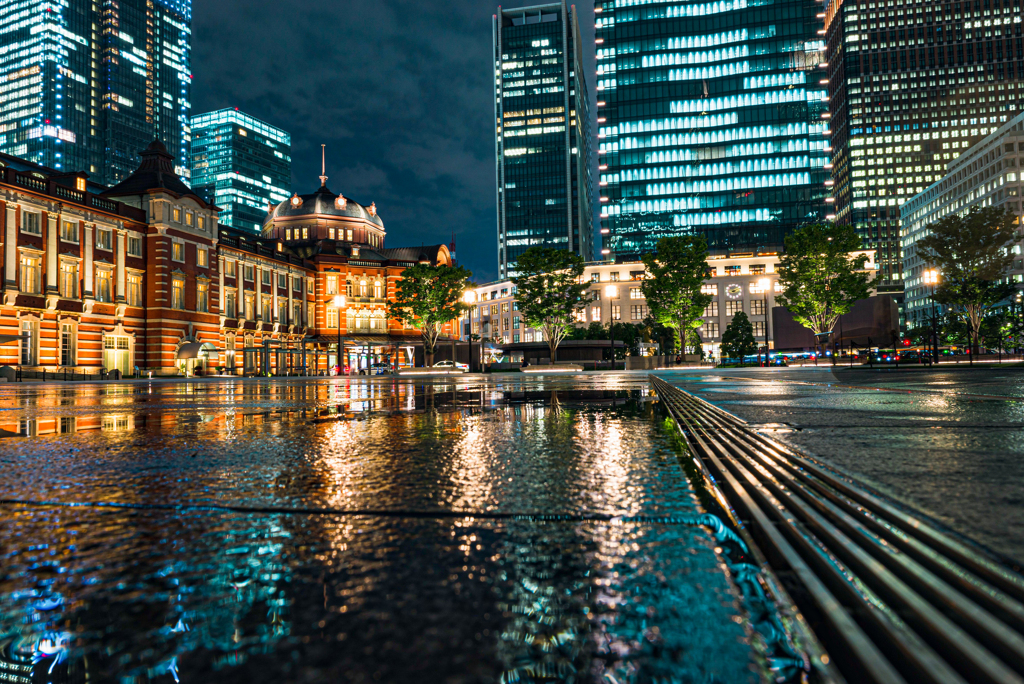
[
  {"left": 335, "top": 195, "right": 347, "bottom": 209},
  {"left": 290, "top": 193, "right": 302, "bottom": 207},
  {"left": 368, "top": 202, "right": 376, "bottom": 217}
]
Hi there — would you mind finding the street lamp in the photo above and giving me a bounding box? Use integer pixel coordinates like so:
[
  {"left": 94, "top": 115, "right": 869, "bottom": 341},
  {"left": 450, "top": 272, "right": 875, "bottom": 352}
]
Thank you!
[
  {"left": 463, "top": 290, "right": 477, "bottom": 372},
  {"left": 333, "top": 294, "right": 346, "bottom": 374},
  {"left": 923, "top": 269, "right": 939, "bottom": 363},
  {"left": 604, "top": 285, "right": 618, "bottom": 369},
  {"left": 758, "top": 278, "right": 772, "bottom": 366}
]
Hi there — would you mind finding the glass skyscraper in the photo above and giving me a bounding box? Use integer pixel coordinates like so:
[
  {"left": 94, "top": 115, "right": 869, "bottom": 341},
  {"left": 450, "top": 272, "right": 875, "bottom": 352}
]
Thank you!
[
  {"left": 595, "top": 0, "right": 831, "bottom": 260},
  {"left": 0, "top": 0, "right": 191, "bottom": 185},
  {"left": 825, "top": 0, "right": 1023, "bottom": 291},
  {"left": 494, "top": 1, "right": 594, "bottom": 279},
  {"left": 190, "top": 109, "right": 291, "bottom": 233}
]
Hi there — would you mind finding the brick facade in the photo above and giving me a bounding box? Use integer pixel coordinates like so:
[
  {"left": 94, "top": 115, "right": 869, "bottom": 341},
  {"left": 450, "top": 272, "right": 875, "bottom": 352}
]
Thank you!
[{"left": 0, "top": 142, "right": 453, "bottom": 377}]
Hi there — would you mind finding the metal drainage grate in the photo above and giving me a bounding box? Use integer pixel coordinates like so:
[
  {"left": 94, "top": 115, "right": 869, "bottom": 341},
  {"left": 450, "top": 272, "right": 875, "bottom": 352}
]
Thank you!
[{"left": 652, "top": 375, "right": 1024, "bottom": 684}]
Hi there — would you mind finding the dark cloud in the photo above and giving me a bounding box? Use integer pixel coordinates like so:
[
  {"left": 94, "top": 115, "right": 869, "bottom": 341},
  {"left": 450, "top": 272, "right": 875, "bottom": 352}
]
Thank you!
[{"left": 192, "top": 0, "right": 596, "bottom": 284}]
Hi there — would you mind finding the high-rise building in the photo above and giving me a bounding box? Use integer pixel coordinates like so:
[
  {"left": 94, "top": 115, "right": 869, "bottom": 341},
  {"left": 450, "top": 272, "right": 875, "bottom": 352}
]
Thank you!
[
  {"left": 824, "top": 0, "right": 1023, "bottom": 291},
  {"left": 493, "top": 1, "right": 593, "bottom": 278},
  {"left": 901, "top": 112, "right": 1024, "bottom": 329},
  {"left": 190, "top": 109, "right": 291, "bottom": 233},
  {"left": 594, "top": 0, "right": 831, "bottom": 262},
  {"left": 0, "top": 0, "right": 192, "bottom": 185}
]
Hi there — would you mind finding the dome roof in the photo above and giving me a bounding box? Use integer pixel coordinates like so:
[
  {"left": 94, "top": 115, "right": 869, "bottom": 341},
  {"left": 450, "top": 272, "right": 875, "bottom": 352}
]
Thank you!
[{"left": 264, "top": 184, "right": 382, "bottom": 227}]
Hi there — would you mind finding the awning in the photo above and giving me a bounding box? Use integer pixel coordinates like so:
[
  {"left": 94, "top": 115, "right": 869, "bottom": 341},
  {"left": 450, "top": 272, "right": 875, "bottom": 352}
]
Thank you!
[
  {"left": 0, "top": 334, "right": 28, "bottom": 345},
  {"left": 341, "top": 335, "right": 392, "bottom": 346},
  {"left": 177, "top": 342, "right": 219, "bottom": 359}
]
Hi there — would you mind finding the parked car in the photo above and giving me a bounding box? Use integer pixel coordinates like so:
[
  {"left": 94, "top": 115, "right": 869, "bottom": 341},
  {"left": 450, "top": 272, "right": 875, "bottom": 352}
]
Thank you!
[
  {"left": 358, "top": 363, "right": 392, "bottom": 375},
  {"left": 432, "top": 360, "right": 469, "bottom": 372},
  {"left": 897, "top": 351, "right": 932, "bottom": 365}
]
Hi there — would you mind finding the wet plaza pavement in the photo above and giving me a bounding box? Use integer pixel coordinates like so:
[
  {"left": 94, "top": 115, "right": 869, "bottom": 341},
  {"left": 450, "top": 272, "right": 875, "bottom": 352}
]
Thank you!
[
  {"left": 0, "top": 376, "right": 760, "bottom": 684},
  {"left": 661, "top": 365, "right": 1024, "bottom": 566}
]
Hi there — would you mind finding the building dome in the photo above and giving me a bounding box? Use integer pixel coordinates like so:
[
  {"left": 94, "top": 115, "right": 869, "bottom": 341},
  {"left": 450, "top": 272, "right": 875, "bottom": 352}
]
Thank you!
[{"left": 263, "top": 183, "right": 382, "bottom": 227}]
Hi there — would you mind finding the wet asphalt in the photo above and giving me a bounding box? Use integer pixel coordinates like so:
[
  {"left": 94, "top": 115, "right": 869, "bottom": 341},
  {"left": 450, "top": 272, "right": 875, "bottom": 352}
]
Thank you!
[
  {"left": 659, "top": 365, "right": 1024, "bottom": 566},
  {"left": 0, "top": 376, "right": 757, "bottom": 684}
]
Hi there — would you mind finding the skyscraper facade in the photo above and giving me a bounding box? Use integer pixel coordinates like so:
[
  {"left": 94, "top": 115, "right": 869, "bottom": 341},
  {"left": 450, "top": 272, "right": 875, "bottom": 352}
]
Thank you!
[
  {"left": 493, "top": 1, "right": 594, "bottom": 279},
  {"left": 0, "top": 0, "right": 192, "bottom": 185},
  {"left": 824, "top": 0, "right": 1023, "bottom": 290},
  {"left": 595, "top": 0, "right": 831, "bottom": 261},
  {"left": 190, "top": 109, "right": 291, "bottom": 233}
]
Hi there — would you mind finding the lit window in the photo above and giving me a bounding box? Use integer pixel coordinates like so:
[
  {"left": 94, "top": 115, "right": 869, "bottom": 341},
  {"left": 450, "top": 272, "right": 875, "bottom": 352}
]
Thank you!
[
  {"left": 185, "top": 212, "right": 193, "bottom": 226},
  {"left": 326, "top": 274, "right": 338, "bottom": 295},
  {"left": 197, "top": 247, "right": 208, "bottom": 268},
  {"left": 60, "top": 220, "right": 78, "bottom": 243},
  {"left": 60, "top": 322, "right": 75, "bottom": 366},
  {"left": 172, "top": 242, "right": 185, "bottom": 262},
  {"left": 173, "top": 208, "right": 181, "bottom": 223},
  {"left": 224, "top": 290, "right": 237, "bottom": 318},
  {"left": 19, "top": 255, "right": 41, "bottom": 294},
  {"left": 197, "top": 281, "right": 209, "bottom": 312},
  {"left": 127, "top": 273, "right": 142, "bottom": 307},
  {"left": 59, "top": 261, "right": 78, "bottom": 298},
  {"left": 171, "top": 277, "right": 185, "bottom": 309},
  {"left": 96, "top": 268, "right": 112, "bottom": 302},
  {"left": 96, "top": 228, "right": 112, "bottom": 251}
]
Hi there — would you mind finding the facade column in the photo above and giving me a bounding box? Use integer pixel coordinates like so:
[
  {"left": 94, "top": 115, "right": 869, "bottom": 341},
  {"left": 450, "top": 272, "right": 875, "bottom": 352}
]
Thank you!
[
  {"left": 115, "top": 228, "right": 126, "bottom": 302},
  {"left": 217, "top": 255, "right": 225, "bottom": 314},
  {"left": 254, "top": 265, "right": 261, "bottom": 321},
  {"left": 287, "top": 272, "right": 294, "bottom": 326},
  {"left": 46, "top": 213, "right": 58, "bottom": 293},
  {"left": 4, "top": 204, "right": 16, "bottom": 290},
  {"left": 272, "top": 268, "right": 279, "bottom": 327},
  {"left": 83, "top": 223, "right": 94, "bottom": 297}
]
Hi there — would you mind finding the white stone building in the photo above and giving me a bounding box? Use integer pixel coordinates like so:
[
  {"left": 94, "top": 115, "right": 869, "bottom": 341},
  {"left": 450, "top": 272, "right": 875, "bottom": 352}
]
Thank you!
[{"left": 901, "top": 112, "right": 1024, "bottom": 330}]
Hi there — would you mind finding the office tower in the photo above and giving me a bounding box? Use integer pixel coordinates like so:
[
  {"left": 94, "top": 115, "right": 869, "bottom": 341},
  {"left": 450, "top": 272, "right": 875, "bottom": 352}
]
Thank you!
[
  {"left": 825, "top": 0, "right": 1023, "bottom": 292},
  {"left": 0, "top": 0, "right": 191, "bottom": 185},
  {"left": 493, "top": 1, "right": 593, "bottom": 278},
  {"left": 190, "top": 109, "right": 291, "bottom": 232},
  {"left": 595, "top": 0, "right": 831, "bottom": 262},
  {"left": 901, "top": 113, "right": 1024, "bottom": 329}
]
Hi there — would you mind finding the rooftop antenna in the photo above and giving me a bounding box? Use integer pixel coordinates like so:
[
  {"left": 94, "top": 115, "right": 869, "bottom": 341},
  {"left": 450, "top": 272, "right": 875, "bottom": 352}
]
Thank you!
[{"left": 319, "top": 144, "right": 328, "bottom": 186}]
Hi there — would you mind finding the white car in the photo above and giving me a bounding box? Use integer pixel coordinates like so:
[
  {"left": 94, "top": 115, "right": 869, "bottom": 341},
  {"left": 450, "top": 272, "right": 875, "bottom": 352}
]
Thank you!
[{"left": 432, "top": 360, "right": 469, "bottom": 371}]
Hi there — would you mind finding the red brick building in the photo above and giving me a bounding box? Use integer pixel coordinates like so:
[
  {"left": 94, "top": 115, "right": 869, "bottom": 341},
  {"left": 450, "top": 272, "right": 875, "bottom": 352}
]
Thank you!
[{"left": 0, "top": 142, "right": 453, "bottom": 377}]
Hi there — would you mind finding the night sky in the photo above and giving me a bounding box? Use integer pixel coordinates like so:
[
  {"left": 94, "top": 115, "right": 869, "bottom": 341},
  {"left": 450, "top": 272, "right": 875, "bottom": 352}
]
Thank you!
[{"left": 192, "top": 0, "right": 597, "bottom": 284}]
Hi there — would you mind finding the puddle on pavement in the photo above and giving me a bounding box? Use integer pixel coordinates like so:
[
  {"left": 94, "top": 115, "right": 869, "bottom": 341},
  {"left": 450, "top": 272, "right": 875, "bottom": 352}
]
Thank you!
[{"left": 0, "top": 378, "right": 771, "bottom": 683}]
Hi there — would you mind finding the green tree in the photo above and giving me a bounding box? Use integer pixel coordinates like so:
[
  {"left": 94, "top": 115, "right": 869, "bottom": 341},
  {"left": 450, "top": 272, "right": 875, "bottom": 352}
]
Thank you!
[
  {"left": 641, "top": 235, "right": 713, "bottom": 354},
  {"left": 917, "top": 206, "right": 1016, "bottom": 354},
  {"left": 512, "top": 247, "right": 589, "bottom": 363},
  {"left": 979, "top": 312, "right": 1011, "bottom": 354},
  {"left": 721, "top": 311, "right": 757, "bottom": 360},
  {"left": 776, "top": 222, "right": 875, "bottom": 362},
  {"left": 387, "top": 263, "right": 473, "bottom": 366}
]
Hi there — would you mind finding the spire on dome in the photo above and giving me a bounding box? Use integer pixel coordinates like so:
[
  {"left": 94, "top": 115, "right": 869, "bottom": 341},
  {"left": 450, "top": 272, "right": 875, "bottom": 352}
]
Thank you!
[{"left": 319, "top": 143, "right": 328, "bottom": 187}]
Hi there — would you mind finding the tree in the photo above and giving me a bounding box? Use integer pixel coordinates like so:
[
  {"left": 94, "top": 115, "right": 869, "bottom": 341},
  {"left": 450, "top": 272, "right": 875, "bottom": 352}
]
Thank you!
[
  {"left": 776, "top": 223, "right": 875, "bottom": 362},
  {"left": 917, "top": 206, "right": 1017, "bottom": 354},
  {"left": 387, "top": 263, "right": 473, "bottom": 366},
  {"left": 641, "top": 235, "right": 713, "bottom": 354},
  {"left": 512, "top": 247, "right": 589, "bottom": 363},
  {"left": 979, "top": 312, "right": 1010, "bottom": 354},
  {"left": 721, "top": 311, "right": 757, "bottom": 360}
]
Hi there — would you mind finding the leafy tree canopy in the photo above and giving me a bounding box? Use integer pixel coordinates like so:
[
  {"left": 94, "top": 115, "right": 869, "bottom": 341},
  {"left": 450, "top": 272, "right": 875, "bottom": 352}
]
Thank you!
[
  {"left": 387, "top": 263, "right": 473, "bottom": 358},
  {"left": 721, "top": 311, "right": 757, "bottom": 360},
  {"left": 640, "top": 235, "right": 712, "bottom": 352},
  {"left": 917, "top": 206, "right": 1017, "bottom": 352},
  {"left": 776, "top": 222, "right": 875, "bottom": 338},
  {"left": 512, "top": 247, "right": 589, "bottom": 361}
]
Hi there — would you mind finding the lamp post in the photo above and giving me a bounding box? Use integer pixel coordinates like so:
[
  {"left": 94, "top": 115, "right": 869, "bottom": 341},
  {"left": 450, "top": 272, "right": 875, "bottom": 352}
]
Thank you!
[
  {"left": 462, "top": 290, "right": 477, "bottom": 372},
  {"left": 923, "top": 269, "right": 939, "bottom": 363},
  {"left": 333, "top": 294, "right": 346, "bottom": 374},
  {"left": 605, "top": 285, "right": 619, "bottom": 370},
  {"left": 758, "top": 278, "right": 772, "bottom": 367}
]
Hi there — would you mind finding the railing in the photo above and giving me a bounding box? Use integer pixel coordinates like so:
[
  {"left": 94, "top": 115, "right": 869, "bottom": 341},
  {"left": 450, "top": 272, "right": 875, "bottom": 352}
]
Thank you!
[{"left": 13, "top": 174, "right": 46, "bottom": 192}]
